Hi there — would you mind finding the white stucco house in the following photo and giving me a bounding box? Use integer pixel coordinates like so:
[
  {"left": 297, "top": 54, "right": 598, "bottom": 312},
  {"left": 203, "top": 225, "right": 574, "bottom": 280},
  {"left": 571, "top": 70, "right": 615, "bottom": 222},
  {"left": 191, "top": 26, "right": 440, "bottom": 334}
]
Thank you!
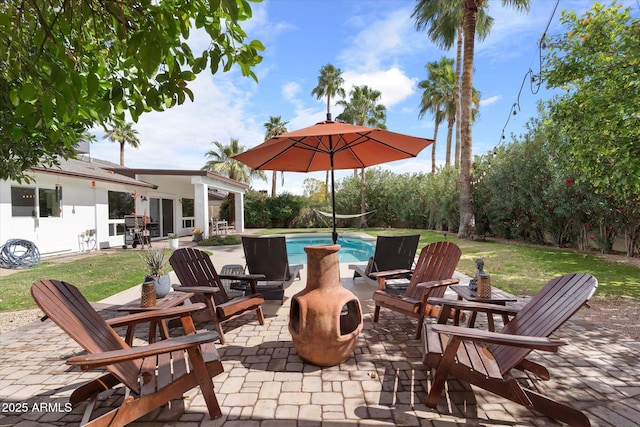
[{"left": 0, "top": 156, "right": 248, "bottom": 257}]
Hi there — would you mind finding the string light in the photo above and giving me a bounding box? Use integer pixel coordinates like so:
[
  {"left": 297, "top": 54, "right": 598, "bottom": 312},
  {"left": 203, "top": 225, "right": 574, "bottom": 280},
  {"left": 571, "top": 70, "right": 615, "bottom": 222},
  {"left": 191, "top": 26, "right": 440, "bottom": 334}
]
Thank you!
[{"left": 496, "top": 0, "right": 560, "bottom": 147}]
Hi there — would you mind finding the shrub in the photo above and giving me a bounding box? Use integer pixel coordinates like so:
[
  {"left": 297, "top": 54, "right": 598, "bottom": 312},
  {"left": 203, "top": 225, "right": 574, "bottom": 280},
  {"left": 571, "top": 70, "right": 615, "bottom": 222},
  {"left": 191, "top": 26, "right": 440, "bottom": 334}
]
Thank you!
[{"left": 198, "top": 235, "right": 242, "bottom": 246}]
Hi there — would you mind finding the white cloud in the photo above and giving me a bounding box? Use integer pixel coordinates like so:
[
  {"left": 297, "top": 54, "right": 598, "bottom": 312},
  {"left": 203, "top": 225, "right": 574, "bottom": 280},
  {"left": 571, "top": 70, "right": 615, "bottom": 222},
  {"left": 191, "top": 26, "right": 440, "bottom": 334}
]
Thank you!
[
  {"left": 337, "top": 7, "right": 432, "bottom": 71},
  {"left": 480, "top": 95, "right": 501, "bottom": 107},
  {"left": 342, "top": 67, "right": 417, "bottom": 108},
  {"left": 282, "top": 81, "right": 301, "bottom": 101},
  {"left": 89, "top": 72, "right": 264, "bottom": 169}
]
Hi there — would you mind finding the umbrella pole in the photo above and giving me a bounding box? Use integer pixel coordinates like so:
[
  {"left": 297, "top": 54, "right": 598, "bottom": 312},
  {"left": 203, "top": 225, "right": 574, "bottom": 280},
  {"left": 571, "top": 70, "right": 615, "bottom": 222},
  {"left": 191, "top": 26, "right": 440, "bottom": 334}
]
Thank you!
[{"left": 330, "top": 153, "right": 338, "bottom": 245}]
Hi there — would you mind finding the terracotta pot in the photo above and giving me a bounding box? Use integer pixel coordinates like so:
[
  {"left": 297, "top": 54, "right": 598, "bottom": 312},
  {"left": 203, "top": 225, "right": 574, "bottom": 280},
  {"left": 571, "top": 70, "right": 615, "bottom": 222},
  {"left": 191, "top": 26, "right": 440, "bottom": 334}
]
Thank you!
[{"left": 289, "top": 244, "right": 363, "bottom": 366}]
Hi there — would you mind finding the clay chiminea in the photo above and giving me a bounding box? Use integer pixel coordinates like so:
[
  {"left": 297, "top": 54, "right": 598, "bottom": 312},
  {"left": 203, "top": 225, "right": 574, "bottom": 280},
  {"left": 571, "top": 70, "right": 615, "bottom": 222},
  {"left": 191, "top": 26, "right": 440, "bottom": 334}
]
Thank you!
[{"left": 289, "top": 244, "right": 363, "bottom": 367}]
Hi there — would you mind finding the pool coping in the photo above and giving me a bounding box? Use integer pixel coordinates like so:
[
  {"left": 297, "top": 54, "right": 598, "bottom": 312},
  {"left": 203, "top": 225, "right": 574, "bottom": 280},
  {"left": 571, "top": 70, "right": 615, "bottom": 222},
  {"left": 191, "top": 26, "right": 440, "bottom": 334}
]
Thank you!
[{"left": 263, "top": 231, "right": 377, "bottom": 243}]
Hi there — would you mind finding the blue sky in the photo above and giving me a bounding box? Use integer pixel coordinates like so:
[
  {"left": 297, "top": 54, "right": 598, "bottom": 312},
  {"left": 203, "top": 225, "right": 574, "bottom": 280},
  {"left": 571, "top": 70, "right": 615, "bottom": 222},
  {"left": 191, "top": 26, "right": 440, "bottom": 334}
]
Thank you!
[{"left": 88, "top": 0, "right": 638, "bottom": 195}]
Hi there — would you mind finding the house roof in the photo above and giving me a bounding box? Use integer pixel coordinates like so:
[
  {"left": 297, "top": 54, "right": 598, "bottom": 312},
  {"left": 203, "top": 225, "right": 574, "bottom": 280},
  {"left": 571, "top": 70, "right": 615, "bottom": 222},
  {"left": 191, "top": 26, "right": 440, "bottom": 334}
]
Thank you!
[
  {"left": 31, "top": 158, "right": 157, "bottom": 189},
  {"left": 108, "top": 168, "right": 250, "bottom": 190}
]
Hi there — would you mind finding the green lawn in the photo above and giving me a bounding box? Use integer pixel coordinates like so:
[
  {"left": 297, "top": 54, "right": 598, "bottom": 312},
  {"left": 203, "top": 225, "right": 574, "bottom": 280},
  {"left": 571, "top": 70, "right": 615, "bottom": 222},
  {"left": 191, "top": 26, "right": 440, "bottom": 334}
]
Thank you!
[
  {"left": 259, "top": 228, "right": 640, "bottom": 298},
  {"left": 1, "top": 229, "right": 638, "bottom": 312}
]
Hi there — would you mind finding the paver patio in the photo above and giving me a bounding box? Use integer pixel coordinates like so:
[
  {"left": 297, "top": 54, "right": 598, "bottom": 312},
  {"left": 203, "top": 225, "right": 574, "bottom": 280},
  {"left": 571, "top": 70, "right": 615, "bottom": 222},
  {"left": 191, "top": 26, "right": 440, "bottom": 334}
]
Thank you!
[{"left": 1, "top": 243, "right": 639, "bottom": 426}]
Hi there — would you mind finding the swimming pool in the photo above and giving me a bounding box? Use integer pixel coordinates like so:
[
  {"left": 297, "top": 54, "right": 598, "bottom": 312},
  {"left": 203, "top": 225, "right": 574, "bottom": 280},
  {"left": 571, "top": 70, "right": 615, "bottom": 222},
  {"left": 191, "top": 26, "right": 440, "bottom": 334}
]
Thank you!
[{"left": 285, "top": 234, "right": 375, "bottom": 264}]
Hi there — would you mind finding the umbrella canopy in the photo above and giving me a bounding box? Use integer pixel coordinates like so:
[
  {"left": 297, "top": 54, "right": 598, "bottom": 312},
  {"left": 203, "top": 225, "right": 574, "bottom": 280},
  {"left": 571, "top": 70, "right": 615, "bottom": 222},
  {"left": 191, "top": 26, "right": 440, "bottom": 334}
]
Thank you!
[{"left": 233, "top": 120, "right": 434, "bottom": 243}]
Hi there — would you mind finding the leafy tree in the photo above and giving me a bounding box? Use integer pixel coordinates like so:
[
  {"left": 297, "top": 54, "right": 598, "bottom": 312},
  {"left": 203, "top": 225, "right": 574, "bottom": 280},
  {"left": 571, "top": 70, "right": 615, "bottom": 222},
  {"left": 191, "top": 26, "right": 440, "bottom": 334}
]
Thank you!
[
  {"left": 302, "top": 178, "right": 326, "bottom": 203},
  {"left": 336, "top": 85, "right": 387, "bottom": 226},
  {"left": 103, "top": 121, "right": 140, "bottom": 166},
  {"left": 265, "top": 193, "right": 303, "bottom": 228},
  {"left": 542, "top": 2, "right": 640, "bottom": 256},
  {"left": 263, "top": 116, "right": 289, "bottom": 197},
  {"left": 202, "top": 137, "right": 266, "bottom": 225},
  {"left": 311, "top": 63, "right": 346, "bottom": 202},
  {"left": 0, "top": 0, "right": 264, "bottom": 182},
  {"left": 242, "top": 189, "right": 269, "bottom": 228}
]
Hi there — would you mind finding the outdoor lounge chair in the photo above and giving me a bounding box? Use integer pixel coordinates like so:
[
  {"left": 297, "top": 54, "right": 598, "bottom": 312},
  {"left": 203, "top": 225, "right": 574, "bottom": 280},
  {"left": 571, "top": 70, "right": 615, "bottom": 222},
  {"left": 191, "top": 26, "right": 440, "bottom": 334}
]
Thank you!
[
  {"left": 349, "top": 234, "right": 420, "bottom": 290},
  {"left": 169, "top": 247, "right": 265, "bottom": 344},
  {"left": 422, "top": 273, "right": 598, "bottom": 427},
  {"left": 372, "top": 241, "right": 461, "bottom": 339},
  {"left": 240, "top": 235, "right": 303, "bottom": 304},
  {"left": 31, "top": 279, "right": 225, "bottom": 426}
]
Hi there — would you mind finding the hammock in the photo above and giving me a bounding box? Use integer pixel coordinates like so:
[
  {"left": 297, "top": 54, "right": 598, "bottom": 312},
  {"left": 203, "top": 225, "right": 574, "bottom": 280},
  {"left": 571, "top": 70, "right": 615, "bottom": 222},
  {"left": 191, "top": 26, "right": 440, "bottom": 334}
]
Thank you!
[{"left": 314, "top": 209, "right": 377, "bottom": 219}]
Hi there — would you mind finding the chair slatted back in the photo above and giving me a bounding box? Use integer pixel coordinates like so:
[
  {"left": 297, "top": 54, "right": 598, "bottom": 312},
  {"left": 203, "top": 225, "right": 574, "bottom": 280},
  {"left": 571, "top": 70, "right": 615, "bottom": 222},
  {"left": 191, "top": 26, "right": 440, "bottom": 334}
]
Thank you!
[
  {"left": 242, "top": 236, "right": 291, "bottom": 281},
  {"left": 491, "top": 273, "right": 598, "bottom": 374},
  {"left": 169, "top": 248, "right": 229, "bottom": 306},
  {"left": 372, "top": 234, "right": 420, "bottom": 273},
  {"left": 31, "top": 279, "right": 142, "bottom": 393},
  {"left": 405, "top": 241, "right": 462, "bottom": 300}
]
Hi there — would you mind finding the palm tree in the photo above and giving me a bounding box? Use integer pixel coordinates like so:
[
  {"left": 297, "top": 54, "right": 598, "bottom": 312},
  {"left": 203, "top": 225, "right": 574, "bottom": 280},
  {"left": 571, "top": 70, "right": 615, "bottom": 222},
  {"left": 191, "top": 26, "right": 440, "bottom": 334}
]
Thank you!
[
  {"left": 103, "top": 121, "right": 140, "bottom": 166},
  {"left": 413, "top": 0, "right": 493, "bottom": 170},
  {"left": 418, "top": 58, "right": 454, "bottom": 173},
  {"left": 419, "top": 58, "right": 481, "bottom": 173},
  {"left": 336, "top": 85, "right": 387, "bottom": 226},
  {"left": 458, "top": 0, "right": 530, "bottom": 238},
  {"left": 311, "top": 64, "right": 346, "bottom": 202},
  {"left": 263, "top": 116, "right": 289, "bottom": 197},
  {"left": 202, "top": 137, "right": 266, "bottom": 225},
  {"left": 413, "top": 0, "right": 529, "bottom": 239}
]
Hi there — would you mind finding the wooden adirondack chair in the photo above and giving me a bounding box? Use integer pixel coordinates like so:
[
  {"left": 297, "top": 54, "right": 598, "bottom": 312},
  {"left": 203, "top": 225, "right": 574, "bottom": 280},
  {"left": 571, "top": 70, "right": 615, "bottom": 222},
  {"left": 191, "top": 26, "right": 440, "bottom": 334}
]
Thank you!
[
  {"left": 422, "top": 273, "right": 598, "bottom": 427},
  {"left": 372, "top": 241, "right": 461, "bottom": 339},
  {"left": 169, "top": 247, "right": 265, "bottom": 344},
  {"left": 31, "top": 279, "right": 225, "bottom": 427}
]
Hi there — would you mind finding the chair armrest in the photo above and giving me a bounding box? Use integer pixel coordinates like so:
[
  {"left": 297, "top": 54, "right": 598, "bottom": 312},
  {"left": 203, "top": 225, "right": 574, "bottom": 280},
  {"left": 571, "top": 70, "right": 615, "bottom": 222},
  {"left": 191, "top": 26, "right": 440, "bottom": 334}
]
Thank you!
[
  {"left": 427, "top": 297, "right": 520, "bottom": 316},
  {"left": 416, "top": 278, "right": 459, "bottom": 290},
  {"left": 66, "top": 332, "right": 219, "bottom": 369},
  {"left": 372, "top": 269, "right": 413, "bottom": 290},
  {"left": 430, "top": 324, "right": 567, "bottom": 352},
  {"left": 370, "top": 269, "right": 413, "bottom": 279},
  {"left": 174, "top": 285, "right": 221, "bottom": 294},
  {"left": 106, "top": 303, "right": 207, "bottom": 328},
  {"left": 219, "top": 273, "right": 266, "bottom": 281}
]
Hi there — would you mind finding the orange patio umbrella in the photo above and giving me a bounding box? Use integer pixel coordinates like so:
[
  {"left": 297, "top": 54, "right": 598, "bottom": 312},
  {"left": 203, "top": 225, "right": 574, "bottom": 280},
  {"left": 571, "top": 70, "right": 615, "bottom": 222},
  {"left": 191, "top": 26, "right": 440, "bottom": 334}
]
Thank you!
[{"left": 233, "top": 120, "right": 433, "bottom": 243}]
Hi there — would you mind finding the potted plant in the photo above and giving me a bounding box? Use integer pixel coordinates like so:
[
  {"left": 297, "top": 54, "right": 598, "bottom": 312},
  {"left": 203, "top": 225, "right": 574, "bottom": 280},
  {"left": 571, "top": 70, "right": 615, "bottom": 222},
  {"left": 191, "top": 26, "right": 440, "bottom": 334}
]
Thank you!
[
  {"left": 192, "top": 227, "right": 203, "bottom": 242},
  {"left": 167, "top": 233, "right": 179, "bottom": 250},
  {"left": 140, "top": 249, "right": 171, "bottom": 298}
]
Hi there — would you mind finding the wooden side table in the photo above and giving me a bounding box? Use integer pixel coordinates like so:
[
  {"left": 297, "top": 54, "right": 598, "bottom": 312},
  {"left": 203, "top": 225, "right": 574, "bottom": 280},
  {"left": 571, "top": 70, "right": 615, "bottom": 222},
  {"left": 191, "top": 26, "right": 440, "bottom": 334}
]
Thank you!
[
  {"left": 450, "top": 284, "right": 517, "bottom": 331},
  {"left": 115, "top": 292, "right": 194, "bottom": 344}
]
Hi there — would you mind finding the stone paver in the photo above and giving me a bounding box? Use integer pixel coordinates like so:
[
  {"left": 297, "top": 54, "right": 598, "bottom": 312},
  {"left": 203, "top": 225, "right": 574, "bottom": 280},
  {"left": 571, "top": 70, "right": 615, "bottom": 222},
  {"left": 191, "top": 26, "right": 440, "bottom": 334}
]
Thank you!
[{"left": 1, "top": 245, "right": 639, "bottom": 426}]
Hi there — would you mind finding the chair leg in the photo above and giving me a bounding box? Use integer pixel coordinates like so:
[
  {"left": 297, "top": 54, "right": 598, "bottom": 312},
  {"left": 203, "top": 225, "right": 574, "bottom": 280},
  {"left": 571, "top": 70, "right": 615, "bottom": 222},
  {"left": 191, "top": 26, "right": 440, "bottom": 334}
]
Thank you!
[
  {"left": 415, "top": 312, "right": 426, "bottom": 340},
  {"left": 426, "top": 336, "right": 462, "bottom": 407},
  {"left": 373, "top": 305, "right": 382, "bottom": 322},
  {"left": 256, "top": 306, "right": 265, "bottom": 325},
  {"left": 187, "top": 347, "right": 223, "bottom": 419},
  {"left": 524, "top": 388, "right": 590, "bottom": 427},
  {"left": 215, "top": 321, "right": 226, "bottom": 345}
]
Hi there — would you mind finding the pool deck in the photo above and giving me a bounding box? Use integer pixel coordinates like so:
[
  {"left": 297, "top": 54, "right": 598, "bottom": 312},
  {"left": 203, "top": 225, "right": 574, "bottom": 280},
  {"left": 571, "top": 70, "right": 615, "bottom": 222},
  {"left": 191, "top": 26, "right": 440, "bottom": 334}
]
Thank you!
[{"left": 1, "top": 240, "right": 639, "bottom": 426}]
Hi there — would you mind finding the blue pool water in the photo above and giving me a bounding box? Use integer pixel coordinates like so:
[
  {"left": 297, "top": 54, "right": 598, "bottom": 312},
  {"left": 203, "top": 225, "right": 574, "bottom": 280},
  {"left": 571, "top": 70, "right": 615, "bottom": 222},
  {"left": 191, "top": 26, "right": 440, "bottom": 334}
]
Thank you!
[{"left": 286, "top": 234, "right": 375, "bottom": 265}]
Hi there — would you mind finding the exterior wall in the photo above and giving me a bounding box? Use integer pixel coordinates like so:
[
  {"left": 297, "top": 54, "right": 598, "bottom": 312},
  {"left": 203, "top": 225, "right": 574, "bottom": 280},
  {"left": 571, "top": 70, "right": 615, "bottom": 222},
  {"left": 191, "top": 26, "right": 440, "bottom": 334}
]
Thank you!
[
  {"left": 1, "top": 168, "right": 246, "bottom": 257},
  {"left": 0, "top": 174, "right": 149, "bottom": 256},
  {"left": 135, "top": 175, "right": 192, "bottom": 237}
]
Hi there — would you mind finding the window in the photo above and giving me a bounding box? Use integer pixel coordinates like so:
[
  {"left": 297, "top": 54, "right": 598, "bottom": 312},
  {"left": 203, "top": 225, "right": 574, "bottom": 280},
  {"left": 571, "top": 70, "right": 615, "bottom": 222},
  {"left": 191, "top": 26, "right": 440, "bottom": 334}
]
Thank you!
[
  {"left": 181, "top": 198, "right": 194, "bottom": 229},
  {"left": 38, "top": 187, "right": 62, "bottom": 217},
  {"left": 108, "top": 191, "right": 135, "bottom": 219},
  {"left": 181, "top": 198, "right": 194, "bottom": 217},
  {"left": 11, "top": 187, "right": 36, "bottom": 217}
]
